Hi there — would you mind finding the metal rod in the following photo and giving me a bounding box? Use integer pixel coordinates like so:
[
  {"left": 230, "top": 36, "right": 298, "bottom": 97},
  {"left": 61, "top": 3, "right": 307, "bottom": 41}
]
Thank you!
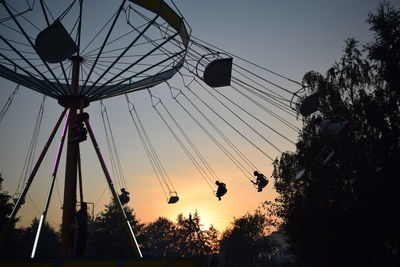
[
  {"left": 31, "top": 109, "right": 70, "bottom": 258},
  {"left": 60, "top": 56, "right": 81, "bottom": 257},
  {"left": 77, "top": 146, "right": 84, "bottom": 204},
  {"left": 80, "top": 0, "right": 127, "bottom": 92},
  {"left": 1, "top": 0, "right": 67, "bottom": 93},
  {"left": 0, "top": 108, "right": 68, "bottom": 246},
  {"left": 92, "top": 49, "right": 182, "bottom": 99},
  {"left": 86, "top": 33, "right": 179, "bottom": 96},
  {"left": 82, "top": 14, "right": 159, "bottom": 95},
  {"left": 60, "top": 56, "right": 82, "bottom": 258},
  {"left": 0, "top": 51, "right": 61, "bottom": 98},
  {"left": 85, "top": 119, "right": 142, "bottom": 258}
]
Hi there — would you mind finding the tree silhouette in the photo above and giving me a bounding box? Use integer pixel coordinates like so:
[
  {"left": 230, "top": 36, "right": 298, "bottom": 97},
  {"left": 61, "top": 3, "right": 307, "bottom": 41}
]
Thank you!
[
  {"left": 86, "top": 200, "right": 144, "bottom": 257},
  {"left": 0, "top": 173, "right": 15, "bottom": 233},
  {"left": 141, "top": 216, "right": 176, "bottom": 257},
  {"left": 205, "top": 224, "right": 220, "bottom": 255},
  {"left": 0, "top": 173, "right": 24, "bottom": 259},
  {"left": 270, "top": 3, "right": 400, "bottom": 266},
  {"left": 220, "top": 210, "right": 274, "bottom": 264},
  {"left": 173, "top": 211, "right": 217, "bottom": 257},
  {"left": 19, "top": 217, "right": 60, "bottom": 258}
]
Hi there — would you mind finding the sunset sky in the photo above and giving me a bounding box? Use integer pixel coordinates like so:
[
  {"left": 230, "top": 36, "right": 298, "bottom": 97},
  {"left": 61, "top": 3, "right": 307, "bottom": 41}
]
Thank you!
[{"left": 1, "top": 0, "right": 399, "bottom": 234}]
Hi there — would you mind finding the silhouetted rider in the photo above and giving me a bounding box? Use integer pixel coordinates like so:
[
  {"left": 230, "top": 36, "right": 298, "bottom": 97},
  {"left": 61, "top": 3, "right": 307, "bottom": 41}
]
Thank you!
[
  {"left": 119, "top": 188, "right": 130, "bottom": 205},
  {"left": 252, "top": 171, "right": 268, "bottom": 192},
  {"left": 215, "top": 181, "right": 227, "bottom": 201}
]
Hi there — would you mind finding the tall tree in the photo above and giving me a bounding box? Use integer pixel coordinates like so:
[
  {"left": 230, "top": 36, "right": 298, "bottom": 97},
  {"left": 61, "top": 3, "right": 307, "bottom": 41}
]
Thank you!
[
  {"left": 220, "top": 210, "right": 274, "bottom": 264},
  {"left": 270, "top": 3, "right": 400, "bottom": 266},
  {"left": 86, "top": 200, "right": 144, "bottom": 257},
  {"left": 0, "top": 173, "right": 24, "bottom": 259},
  {"left": 19, "top": 217, "right": 60, "bottom": 258},
  {"left": 173, "top": 211, "right": 217, "bottom": 257},
  {"left": 0, "top": 173, "right": 14, "bottom": 232},
  {"left": 141, "top": 216, "right": 176, "bottom": 257}
]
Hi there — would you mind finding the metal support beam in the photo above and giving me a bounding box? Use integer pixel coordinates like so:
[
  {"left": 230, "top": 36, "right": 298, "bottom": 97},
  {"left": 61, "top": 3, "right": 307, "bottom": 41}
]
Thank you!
[
  {"left": 31, "top": 109, "right": 70, "bottom": 258},
  {"left": 60, "top": 56, "right": 82, "bottom": 257},
  {"left": 85, "top": 119, "right": 142, "bottom": 258},
  {"left": 0, "top": 108, "right": 67, "bottom": 246}
]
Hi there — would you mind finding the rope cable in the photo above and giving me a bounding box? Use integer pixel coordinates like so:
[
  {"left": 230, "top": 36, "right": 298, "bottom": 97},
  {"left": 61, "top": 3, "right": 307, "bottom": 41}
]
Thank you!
[
  {"left": 147, "top": 90, "right": 215, "bottom": 193},
  {"left": 195, "top": 78, "right": 283, "bottom": 154},
  {"left": 200, "top": 78, "right": 296, "bottom": 145},
  {"left": 167, "top": 81, "right": 255, "bottom": 181},
  {"left": 125, "top": 95, "right": 173, "bottom": 198},
  {"left": 100, "top": 104, "right": 120, "bottom": 189},
  {"left": 100, "top": 101, "right": 126, "bottom": 190},
  {"left": 15, "top": 95, "right": 46, "bottom": 196},
  {"left": 232, "top": 65, "right": 292, "bottom": 102},
  {"left": 232, "top": 77, "right": 297, "bottom": 116},
  {"left": 131, "top": 103, "right": 176, "bottom": 193},
  {"left": 180, "top": 52, "right": 299, "bottom": 125},
  {"left": 0, "top": 84, "right": 20, "bottom": 125},
  {"left": 191, "top": 36, "right": 303, "bottom": 87},
  {"left": 158, "top": 100, "right": 219, "bottom": 183},
  {"left": 182, "top": 78, "right": 276, "bottom": 162},
  {"left": 229, "top": 83, "right": 300, "bottom": 132},
  {"left": 128, "top": 105, "right": 168, "bottom": 198},
  {"left": 103, "top": 103, "right": 127, "bottom": 189}
]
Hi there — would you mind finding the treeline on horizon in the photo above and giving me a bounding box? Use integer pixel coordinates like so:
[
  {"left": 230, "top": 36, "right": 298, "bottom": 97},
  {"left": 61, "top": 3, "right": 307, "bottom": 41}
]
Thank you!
[
  {"left": 0, "top": 175, "right": 278, "bottom": 261},
  {"left": 1, "top": 1, "right": 400, "bottom": 266}
]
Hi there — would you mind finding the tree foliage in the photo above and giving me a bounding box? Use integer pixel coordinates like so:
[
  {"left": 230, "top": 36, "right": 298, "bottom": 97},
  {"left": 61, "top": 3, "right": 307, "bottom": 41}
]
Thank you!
[
  {"left": 1, "top": 174, "right": 60, "bottom": 258},
  {"left": 86, "top": 200, "right": 144, "bottom": 257},
  {"left": 141, "top": 216, "right": 176, "bottom": 257},
  {"left": 270, "top": 3, "right": 400, "bottom": 266},
  {"left": 0, "top": 173, "right": 21, "bottom": 259},
  {"left": 220, "top": 210, "right": 274, "bottom": 263},
  {"left": 0, "top": 173, "right": 14, "bottom": 232},
  {"left": 19, "top": 217, "right": 60, "bottom": 258},
  {"left": 172, "top": 211, "right": 218, "bottom": 257},
  {"left": 88, "top": 206, "right": 218, "bottom": 258}
]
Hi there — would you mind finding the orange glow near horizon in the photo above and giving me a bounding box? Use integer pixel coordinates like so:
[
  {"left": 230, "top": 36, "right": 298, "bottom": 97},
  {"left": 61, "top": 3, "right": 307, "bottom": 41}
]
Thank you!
[{"left": 125, "top": 164, "right": 279, "bottom": 233}]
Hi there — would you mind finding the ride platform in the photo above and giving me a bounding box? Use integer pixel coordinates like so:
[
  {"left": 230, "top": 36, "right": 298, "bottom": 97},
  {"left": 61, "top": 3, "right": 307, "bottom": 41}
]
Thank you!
[{"left": 0, "top": 257, "right": 206, "bottom": 267}]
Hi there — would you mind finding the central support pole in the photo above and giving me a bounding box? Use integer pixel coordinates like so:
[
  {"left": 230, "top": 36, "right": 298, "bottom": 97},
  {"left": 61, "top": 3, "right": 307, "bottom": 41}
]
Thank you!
[{"left": 60, "top": 56, "right": 82, "bottom": 257}]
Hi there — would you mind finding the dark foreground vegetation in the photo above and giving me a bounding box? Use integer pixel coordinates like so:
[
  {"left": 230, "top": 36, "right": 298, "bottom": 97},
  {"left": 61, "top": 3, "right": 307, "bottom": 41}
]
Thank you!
[
  {"left": 268, "top": 2, "right": 400, "bottom": 266},
  {"left": 1, "top": 2, "right": 399, "bottom": 266},
  {"left": 0, "top": 173, "right": 278, "bottom": 264}
]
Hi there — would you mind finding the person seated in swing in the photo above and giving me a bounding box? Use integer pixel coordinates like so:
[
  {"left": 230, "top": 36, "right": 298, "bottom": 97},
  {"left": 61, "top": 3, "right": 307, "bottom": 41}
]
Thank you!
[
  {"left": 75, "top": 202, "right": 88, "bottom": 257},
  {"left": 252, "top": 171, "right": 269, "bottom": 192},
  {"left": 119, "top": 188, "right": 130, "bottom": 205},
  {"left": 215, "top": 181, "right": 227, "bottom": 201}
]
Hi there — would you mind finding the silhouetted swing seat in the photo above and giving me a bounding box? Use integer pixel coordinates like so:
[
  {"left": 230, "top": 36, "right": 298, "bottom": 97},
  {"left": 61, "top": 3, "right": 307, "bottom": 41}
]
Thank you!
[
  {"left": 168, "top": 195, "right": 179, "bottom": 204},
  {"left": 167, "top": 191, "right": 179, "bottom": 204},
  {"left": 34, "top": 20, "right": 78, "bottom": 63},
  {"left": 295, "top": 168, "right": 306, "bottom": 180},
  {"left": 203, "top": 58, "right": 233, "bottom": 87},
  {"left": 258, "top": 178, "right": 268, "bottom": 189},
  {"left": 320, "top": 119, "right": 349, "bottom": 140},
  {"left": 316, "top": 145, "right": 335, "bottom": 165},
  {"left": 299, "top": 92, "right": 319, "bottom": 116}
]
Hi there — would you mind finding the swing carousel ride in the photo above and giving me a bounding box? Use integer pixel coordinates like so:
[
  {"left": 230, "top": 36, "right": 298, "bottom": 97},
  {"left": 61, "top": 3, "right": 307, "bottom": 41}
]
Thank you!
[{"left": 0, "top": 0, "right": 312, "bottom": 258}]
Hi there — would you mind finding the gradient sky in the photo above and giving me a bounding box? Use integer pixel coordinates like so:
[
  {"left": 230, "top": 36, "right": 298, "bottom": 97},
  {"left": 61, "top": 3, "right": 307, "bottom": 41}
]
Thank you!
[{"left": 1, "top": 0, "right": 399, "bottom": 234}]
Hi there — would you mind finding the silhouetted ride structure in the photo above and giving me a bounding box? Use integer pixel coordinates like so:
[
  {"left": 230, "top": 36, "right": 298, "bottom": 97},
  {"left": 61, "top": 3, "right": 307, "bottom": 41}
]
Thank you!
[{"left": 0, "top": 0, "right": 306, "bottom": 259}]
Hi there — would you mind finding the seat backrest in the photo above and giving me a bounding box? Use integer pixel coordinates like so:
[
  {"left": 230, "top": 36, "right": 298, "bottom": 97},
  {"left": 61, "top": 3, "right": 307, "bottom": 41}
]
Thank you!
[
  {"left": 168, "top": 196, "right": 179, "bottom": 204},
  {"left": 203, "top": 58, "right": 233, "bottom": 87},
  {"left": 34, "top": 20, "right": 78, "bottom": 63}
]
